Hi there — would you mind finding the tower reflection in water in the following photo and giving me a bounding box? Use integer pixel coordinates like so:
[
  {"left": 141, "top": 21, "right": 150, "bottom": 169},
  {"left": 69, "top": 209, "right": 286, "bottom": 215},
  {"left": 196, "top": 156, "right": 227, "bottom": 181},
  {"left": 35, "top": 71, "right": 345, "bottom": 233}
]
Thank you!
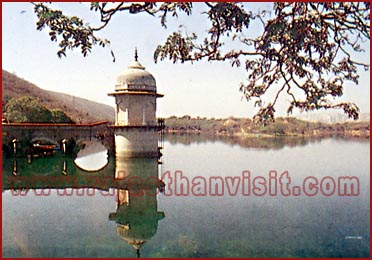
[
  {"left": 109, "top": 156, "right": 165, "bottom": 258},
  {"left": 3, "top": 140, "right": 165, "bottom": 258},
  {"left": 107, "top": 50, "right": 166, "bottom": 257}
]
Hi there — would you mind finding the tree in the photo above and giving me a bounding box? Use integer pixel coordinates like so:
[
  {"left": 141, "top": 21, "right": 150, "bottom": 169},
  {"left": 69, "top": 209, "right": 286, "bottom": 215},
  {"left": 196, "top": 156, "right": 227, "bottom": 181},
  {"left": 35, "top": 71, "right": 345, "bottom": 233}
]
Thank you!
[
  {"left": 32, "top": 2, "right": 370, "bottom": 124},
  {"left": 4, "top": 96, "right": 75, "bottom": 123},
  {"left": 50, "top": 108, "right": 75, "bottom": 123},
  {"left": 4, "top": 96, "right": 53, "bottom": 123},
  {"left": 2, "top": 95, "right": 12, "bottom": 114}
]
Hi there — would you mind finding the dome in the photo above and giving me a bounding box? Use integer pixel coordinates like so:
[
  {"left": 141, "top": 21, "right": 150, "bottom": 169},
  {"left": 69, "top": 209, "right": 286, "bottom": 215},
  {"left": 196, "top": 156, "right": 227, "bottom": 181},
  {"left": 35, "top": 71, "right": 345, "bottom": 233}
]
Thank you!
[{"left": 115, "top": 52, "right": 156, "bottom": 93}]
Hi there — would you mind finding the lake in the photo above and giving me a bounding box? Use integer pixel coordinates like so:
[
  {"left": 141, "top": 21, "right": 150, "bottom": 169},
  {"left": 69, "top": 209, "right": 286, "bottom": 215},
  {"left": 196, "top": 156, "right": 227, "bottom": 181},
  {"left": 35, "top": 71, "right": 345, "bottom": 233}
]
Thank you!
[{"left": 2, "top": 136, "right": 370, "bottom": 257}]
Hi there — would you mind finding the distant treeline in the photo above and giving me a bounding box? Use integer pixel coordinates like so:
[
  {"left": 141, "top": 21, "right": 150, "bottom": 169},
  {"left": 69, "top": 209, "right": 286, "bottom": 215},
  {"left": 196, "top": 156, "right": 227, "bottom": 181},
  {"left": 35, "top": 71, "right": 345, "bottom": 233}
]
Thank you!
[{"left": 164, "top": 115, "right": 370, "bottom": 138}]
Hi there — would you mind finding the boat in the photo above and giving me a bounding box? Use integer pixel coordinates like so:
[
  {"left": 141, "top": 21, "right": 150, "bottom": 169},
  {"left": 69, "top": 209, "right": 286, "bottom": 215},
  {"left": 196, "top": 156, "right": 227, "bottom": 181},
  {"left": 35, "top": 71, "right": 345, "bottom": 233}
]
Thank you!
[{"left": 32, "top": 142, "right": 58, "bottom": 157}]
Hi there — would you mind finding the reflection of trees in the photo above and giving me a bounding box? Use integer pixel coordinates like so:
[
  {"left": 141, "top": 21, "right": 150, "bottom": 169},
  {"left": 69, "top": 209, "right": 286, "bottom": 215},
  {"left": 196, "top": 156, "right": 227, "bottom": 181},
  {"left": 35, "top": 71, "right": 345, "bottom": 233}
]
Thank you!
[
  {"left": 165, "top": 134, "right": 369, "bottom": 150},
  {"left": 164, "top": 134, "right": 219, "bottom": 146}
]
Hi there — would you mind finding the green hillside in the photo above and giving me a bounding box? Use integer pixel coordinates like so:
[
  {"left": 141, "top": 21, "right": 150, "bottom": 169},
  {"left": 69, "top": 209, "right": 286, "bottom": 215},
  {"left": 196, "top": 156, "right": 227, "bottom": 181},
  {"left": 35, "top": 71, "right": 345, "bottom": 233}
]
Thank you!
[{"left": 2, "top": 70, "right": 114, "bottom": 123}]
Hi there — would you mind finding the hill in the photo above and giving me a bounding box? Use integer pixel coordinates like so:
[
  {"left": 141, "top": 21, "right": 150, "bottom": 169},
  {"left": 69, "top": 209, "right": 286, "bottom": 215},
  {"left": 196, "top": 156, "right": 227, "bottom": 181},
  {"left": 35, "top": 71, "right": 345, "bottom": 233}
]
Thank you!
[{"left": 2, "top": 70, "right": 114, "bottom": 123}]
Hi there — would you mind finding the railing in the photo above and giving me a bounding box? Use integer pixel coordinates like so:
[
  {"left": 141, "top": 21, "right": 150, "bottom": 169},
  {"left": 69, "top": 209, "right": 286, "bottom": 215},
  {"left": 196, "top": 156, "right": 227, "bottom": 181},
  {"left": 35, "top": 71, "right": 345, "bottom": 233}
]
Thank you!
[
  {"left": 2, "top": 120, "right": 110, "bottom": 127},
  {"left": 157, "top": 118, "right": 165, "bottom": 129},
  {"left": 157, "top": 118, "right": 165, "bottom": 166}
]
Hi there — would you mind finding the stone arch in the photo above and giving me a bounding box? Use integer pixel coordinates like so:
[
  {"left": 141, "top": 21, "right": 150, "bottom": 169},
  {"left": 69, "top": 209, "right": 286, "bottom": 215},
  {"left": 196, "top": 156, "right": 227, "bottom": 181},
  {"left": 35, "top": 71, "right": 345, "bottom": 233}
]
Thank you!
[
  {"left": 31, "top": 137, "right": 60, "bottom": 147},
  {"left": 75, "top": 136, "right": 113, "bottom": 155},
  {"left": 73, "top": 138, "right": 110, "bottom": 172}
]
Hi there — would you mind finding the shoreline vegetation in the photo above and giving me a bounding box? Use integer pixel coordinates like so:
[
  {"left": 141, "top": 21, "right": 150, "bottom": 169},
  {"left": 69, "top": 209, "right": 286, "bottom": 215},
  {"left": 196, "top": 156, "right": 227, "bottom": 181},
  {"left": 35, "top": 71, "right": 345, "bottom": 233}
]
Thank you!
[
  {"left": 164, "top": 116, "right": 370, "bottom": 138},
  {"left": 2, "top": 70, "right": 370, "bottom": 139}
]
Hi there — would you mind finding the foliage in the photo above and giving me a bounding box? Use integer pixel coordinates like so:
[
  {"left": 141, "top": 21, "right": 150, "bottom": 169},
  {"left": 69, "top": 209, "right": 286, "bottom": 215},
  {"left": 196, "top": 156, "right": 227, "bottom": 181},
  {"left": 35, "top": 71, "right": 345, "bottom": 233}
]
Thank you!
[
  {"left": 32, "top": 2, "right": 370, "bottom": 123},
  {"left": 33, "top": 2, "right": 192, "bottom": 60},
  {"left": 3, "top": 96, "right": 75, "bottom": 123},
  {"left": 164, "top": 115, "right": 370, "bottom": 137},
  {"left": 2, "top": 70, "right": 114, "bottom": 123},
  {"left": 2, "top": 95, "right": 12, "bottom": 113},
  {"left": 50, "top": 108, "right": 75, "bottom": 123},
  {"left": 4, "top": 96, "right": 52, "bottom": 122}
]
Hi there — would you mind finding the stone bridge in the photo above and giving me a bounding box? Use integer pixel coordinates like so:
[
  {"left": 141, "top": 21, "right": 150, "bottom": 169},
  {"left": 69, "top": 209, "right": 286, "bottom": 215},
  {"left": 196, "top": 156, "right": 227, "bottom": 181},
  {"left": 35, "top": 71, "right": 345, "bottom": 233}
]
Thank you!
[{"left": 2, "top": 121, "right": 115, "bottom": 155}]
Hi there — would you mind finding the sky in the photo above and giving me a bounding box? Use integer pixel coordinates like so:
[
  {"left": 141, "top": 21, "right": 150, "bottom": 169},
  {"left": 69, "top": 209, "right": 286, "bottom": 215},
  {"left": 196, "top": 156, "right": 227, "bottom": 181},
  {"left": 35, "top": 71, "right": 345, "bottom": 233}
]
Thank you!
[{"left": 2, "top": 2, "right": 370, "bottom": 119}]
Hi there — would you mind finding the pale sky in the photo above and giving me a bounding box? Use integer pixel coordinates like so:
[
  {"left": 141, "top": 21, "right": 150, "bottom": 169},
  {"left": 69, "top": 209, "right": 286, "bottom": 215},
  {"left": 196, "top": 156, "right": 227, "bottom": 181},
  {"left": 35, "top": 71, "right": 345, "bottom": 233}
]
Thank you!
[{"left": 2, "top": 2, "right": 370, "bottom": 119}]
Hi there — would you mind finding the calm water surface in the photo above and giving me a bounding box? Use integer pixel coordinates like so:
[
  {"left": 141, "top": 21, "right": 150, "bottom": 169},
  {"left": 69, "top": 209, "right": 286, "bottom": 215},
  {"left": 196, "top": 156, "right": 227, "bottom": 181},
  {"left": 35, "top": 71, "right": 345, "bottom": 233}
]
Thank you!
[{"left": 2, "top": 137, "right": 370, "bottom": 257}]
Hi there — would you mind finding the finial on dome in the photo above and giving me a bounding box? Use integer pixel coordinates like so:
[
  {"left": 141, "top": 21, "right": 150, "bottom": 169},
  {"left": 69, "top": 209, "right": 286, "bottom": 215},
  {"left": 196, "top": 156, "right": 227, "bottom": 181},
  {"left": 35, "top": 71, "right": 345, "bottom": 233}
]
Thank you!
[{"left": 134, "top": 47, "right": 138, "bottom": 62}]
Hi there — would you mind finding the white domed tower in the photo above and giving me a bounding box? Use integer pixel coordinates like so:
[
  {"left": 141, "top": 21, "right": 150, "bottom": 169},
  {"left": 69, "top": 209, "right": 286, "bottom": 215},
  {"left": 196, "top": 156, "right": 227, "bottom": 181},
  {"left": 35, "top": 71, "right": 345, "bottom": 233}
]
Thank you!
[{"left": 108, "top": 50, "right": 163, "bottom": 158}]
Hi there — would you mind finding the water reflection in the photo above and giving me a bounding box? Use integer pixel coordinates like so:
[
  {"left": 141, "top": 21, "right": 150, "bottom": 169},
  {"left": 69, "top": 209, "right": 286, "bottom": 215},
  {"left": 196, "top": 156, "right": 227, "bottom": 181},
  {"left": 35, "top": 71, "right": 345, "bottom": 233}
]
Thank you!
[
  {"left": 74, "top": 140, "right": 109, "bottom": 171},
  {"left": 110, "top": 157, "right": 165, "bottom": 257},
  {"left": 2, "top": 137, "right": 370, "bottom": 257},
  {"left": 109, "top": 187, "right": 165, "bottom": 257},
  {"left": 165, "top": 133, "right": 370, "bottom": 150},
  {"left": 2, "top": 140, "right": 165, "bottom": 257}
]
